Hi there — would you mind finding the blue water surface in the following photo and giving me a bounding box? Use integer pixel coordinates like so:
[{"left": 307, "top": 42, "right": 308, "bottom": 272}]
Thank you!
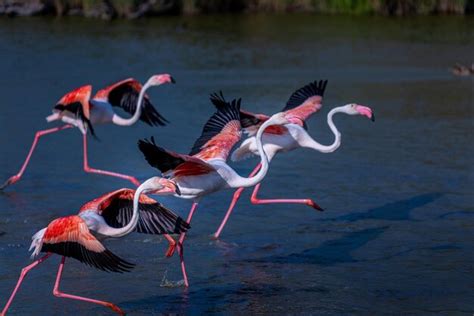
[{"left": 0, "top": 15, "right": 473, "bottom": 315}]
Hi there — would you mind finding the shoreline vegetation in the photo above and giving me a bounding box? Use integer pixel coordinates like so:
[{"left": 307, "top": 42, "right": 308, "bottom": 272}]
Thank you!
[{"left": 0, "top": 0, "right": 473, "bottom": 19}]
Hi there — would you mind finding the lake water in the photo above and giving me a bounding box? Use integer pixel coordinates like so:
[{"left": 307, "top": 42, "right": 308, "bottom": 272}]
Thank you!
[{"left": 0, "top": 14, "right": 473, "bottom": 315}]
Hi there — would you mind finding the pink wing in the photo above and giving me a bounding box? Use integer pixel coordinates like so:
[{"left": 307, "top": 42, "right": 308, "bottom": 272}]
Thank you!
[
  {"left": 40, "top": 215, "right": 134, "bottom": 272},
  {"left": 190, "top": 94, "right": 242, "bottom": 161},
  {"left": 54, "top": 85, "right": 96, "bottom": 136},
  {"left": 282, "top": 80, "right": 327, "bottom": 125},
  {"left": 54, "top": 85, "right": 92, "bottom": 119},
  {"left": 93, "top": 78, "right": 143, "bottom": 100},
  {"left": 79, "top": 188, "right": 159, "bottom": 212}
]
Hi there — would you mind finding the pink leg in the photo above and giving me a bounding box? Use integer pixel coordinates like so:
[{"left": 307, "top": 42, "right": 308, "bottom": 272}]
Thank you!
[
  {"left": 82, "top": 134, "right": 140, "bottom": 187},
  {"left": 213, "top": 163, "right": 262, "bottom": 239},
  {"left": 174, "top": 202, "right": 198, "bottom": 288},
  {"left": 1, "top": 253, "right": 52, "bottom": 315},
  {"left": 0, "top": 125, "right": 73, "bottom": 190},
  {"left": 250, "top": 182, "right": 324, "bottom": 211},
  {"left": 163, "top": 234, "right": 177, "bottom": 257},
  {"left": 53, "top": 257, "right": 125, "bottom": 315}
]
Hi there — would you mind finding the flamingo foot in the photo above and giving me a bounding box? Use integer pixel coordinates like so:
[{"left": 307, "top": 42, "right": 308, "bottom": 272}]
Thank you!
[
  {"left": 0, "top": 175, "right": 20, "bottom": 190},
  {"left": 107, "top": 302, "right": 126, "bottom": 315},
  {"left": 306, "top": 200, "right": 324, "bottom": 212}
]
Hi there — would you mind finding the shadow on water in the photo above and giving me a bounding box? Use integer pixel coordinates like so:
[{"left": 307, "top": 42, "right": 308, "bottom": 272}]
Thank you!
[
  {"left": 320, "top": 192, "right": 443, "bottom": 222},
  {"left": 122, "top": 283, "right": 288, "bottom": 314},
  {"left": 250, "top": 193, "right": 444, "bottom": 266},
  {"left": 251, "top": 226, "right": 388, "bottom": 266},
  {"left": 437, "top": 210, "right": 474, "bottom": 219}
]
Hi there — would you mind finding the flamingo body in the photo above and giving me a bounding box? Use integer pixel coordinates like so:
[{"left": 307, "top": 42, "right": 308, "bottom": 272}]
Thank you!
[
  {"left": 213, "top": 80, "right": 376, "bottom": 239},
  {"left": 47, "top": 77, "right": 170, "bottom": 135},
  {"left": 30, "top": 188, "right": 189, "bottom": 268},
  {"left": 136, "top": 96, "right": 286, "bottom": 286},
  {"left": 2, "top": 185, "right": 186, "bottom": 315},
  {"left": 1, "top": 74, "right": 174, "bottom": 190},
  {"left": 232, "top": 123, "right": 304, "bottom": 162}
]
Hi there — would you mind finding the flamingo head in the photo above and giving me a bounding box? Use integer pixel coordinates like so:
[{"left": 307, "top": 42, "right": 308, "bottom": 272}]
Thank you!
[
  {"left": 147, "top": 74, "right": 176, "bottom": 86},
  {"left": 344, "top": 104, "right": 375, "bottom": 122},
  {"left": 141, "top": 177, "right": 181, "bottom": 196}
]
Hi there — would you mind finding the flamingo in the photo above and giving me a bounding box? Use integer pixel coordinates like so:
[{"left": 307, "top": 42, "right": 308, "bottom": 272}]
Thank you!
[
  {"left": 212, "top": 80, "right": 375, "bottom": 238},
  {"left": 1, "top": 179, "right": 187, "bottom": 315},
  {"left": 0, "top": 74, "right": 175, "bottom": 190},
  {"left": 136, "top": 96, "right": 289, "bottom": 287}
]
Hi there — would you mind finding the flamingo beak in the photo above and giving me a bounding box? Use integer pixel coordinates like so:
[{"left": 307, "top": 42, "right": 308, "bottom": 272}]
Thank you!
[
  {"left": 163, "top": 180, "right": 181, "bottom": 195},
  {"left": 174, "top": 183, "right": 181, "bottom": 196},
  {"left": 355, "top": 105, "right": 375, "bottom": 122},
  {"left": 170, "top": 76, "right": 176, "bottom": 84}
]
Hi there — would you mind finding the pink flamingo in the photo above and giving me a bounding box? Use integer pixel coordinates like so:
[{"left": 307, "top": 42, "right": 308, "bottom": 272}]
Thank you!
[
  {"left": 0, "top": 74, "right": 174, "bottom": 190},
  {"left": 1, "top": 179, "right": 186, "bottom": 315},
  {"left": 212, "top": 80, "right": 375, "bottom": 238},
  {"left": 136, "top": 97, "right": 290, "bottom": 287}
]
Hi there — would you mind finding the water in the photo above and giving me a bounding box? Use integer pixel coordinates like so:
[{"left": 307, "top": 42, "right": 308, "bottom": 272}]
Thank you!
[{"left": 0, "top": 15, "right": 473, "bottom": 315}]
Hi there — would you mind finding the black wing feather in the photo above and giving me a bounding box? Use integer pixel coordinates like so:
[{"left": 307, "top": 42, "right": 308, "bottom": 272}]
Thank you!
[
  {"left": 282, "top": 80, "right": 328, "bottom": 112},
  {"left": 189, "top": 95, "right": 241, "bottom": 156},
  {"left": 138, "top": 137, "right": 185, "bottom": 174},
  {"left": 210, "top": 91, "right": 259, "bottom": 129},
  {"left": 54, "top": 102, "right": 97, "bottom": 138},
  {"left": 108, "top": 84, "right": 168, "bottom": 126},
  {"left": 209, "top": 91, "right": 228, "bottom": 111},
  {"left": 102, "top": 198, "right": 190, "bottom": 235},
  {"left": 41, "top": 242, "right": 134, "bottom": 273},
  {"left": 240, "top": 111, "right": 262, "bottom": 128}
]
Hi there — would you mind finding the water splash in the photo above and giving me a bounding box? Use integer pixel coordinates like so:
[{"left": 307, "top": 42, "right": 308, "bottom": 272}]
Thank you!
[{"left": 159, "top": 270, "right": 185, "bottom": 288}]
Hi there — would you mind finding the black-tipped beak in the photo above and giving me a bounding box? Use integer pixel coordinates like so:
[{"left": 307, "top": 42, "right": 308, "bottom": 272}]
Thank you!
[
  {"left": 170, "top": 76, "right": 176, "bottom": 84},
  {"left": 174, "top": 183, "right": 181, "bottom": 196},
  {"left": 308, "top": 200, "right": 324, "bottom": 212},
  {"left": 371, "top": 112, "right": 375, "bottom": 122}
]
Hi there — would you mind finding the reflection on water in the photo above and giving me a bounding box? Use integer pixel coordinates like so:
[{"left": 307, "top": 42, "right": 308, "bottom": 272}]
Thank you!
[{"left": 0, "top": 14, "right": 473, "bottom": 315}]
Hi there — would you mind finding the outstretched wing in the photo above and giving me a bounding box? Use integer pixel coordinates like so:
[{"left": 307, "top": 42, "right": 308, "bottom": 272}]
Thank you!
[
  {"left": 238, "top": 109, "right": 289, "bottom": 136},
  {"left": 189, "top": 93, "right": 242, "bottom": 161},
  {"left": 94, "top": 78, "right": 168, "bottom": 126},
  {"left": 239, "top": 109, "right": 273, "bottom": 136},
  {"left": 40, "top": 216, "right": 134, "bottom": 273},
  {"left": 54, "top": 85, "right": 96, "bottom": 137},
  {"left": 209, "top": 92, "right": 287, "bottom": 136},
  {"left": 90, "top": 189, "right": 190, "bottom": 235},
  {"left": 138, "top": 137, "right": 215, "bottom": 178},
  {"left": 282, "top": 80, "right": 328, "bottom": 123}
]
